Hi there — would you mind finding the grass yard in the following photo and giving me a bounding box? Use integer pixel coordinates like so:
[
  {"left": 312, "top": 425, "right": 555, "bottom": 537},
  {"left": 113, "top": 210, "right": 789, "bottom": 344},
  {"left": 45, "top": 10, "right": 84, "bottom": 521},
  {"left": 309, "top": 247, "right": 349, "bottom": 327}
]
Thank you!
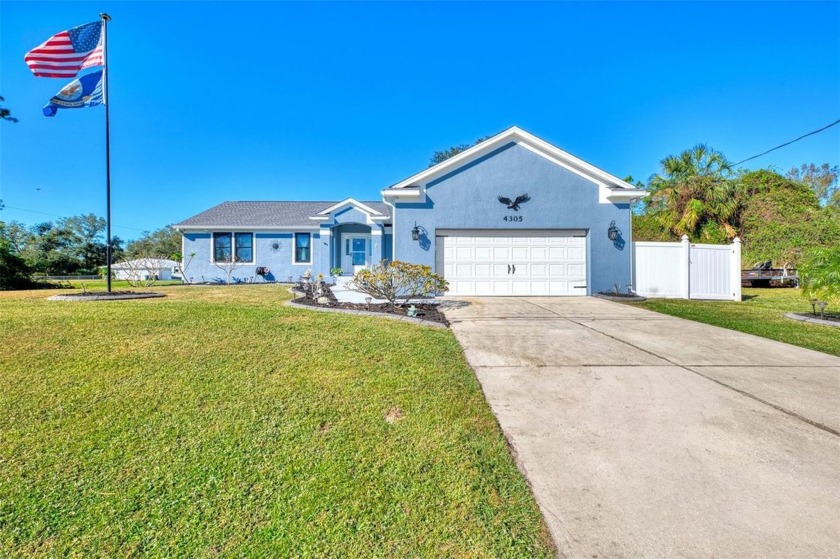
[
  {"left": 52, "top": 279, "right": 184, "bottom": 290},
  {"left": 631, "top": 288, "right": 840, "bottom": 357},
  {"left": 0, "top": 286, "right": 553, "bottom": 558}
]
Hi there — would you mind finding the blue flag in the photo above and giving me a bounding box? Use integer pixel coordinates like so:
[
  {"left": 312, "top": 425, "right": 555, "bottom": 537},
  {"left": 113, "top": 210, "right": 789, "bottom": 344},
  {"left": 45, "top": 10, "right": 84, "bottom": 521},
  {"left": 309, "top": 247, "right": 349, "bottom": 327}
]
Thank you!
[{"left": 43, "top": 70, "right": 104, "bottom": 117}]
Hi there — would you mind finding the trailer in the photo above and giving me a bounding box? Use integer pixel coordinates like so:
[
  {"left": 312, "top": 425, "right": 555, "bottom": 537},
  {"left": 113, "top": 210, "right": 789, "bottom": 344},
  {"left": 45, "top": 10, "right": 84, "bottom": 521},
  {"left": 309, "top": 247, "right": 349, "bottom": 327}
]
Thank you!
[{"left": 741, "top": 261, "right": 798, "bottom": 287}]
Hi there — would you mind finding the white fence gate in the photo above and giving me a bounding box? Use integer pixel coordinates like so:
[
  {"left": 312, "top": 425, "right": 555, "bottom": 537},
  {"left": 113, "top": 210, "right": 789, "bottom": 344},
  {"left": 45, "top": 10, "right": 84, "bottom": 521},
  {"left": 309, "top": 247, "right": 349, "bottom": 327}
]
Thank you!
[{"left": 633, "top": 236, "right": 741, "bottom": 301}]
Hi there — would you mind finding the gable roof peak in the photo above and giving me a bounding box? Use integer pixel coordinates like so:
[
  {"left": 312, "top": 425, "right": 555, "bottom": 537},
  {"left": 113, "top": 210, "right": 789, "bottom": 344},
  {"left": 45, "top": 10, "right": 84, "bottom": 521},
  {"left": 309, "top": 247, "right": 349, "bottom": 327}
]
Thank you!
[{"left": 382, "top": 126, "right": 646, "bottom": 197}]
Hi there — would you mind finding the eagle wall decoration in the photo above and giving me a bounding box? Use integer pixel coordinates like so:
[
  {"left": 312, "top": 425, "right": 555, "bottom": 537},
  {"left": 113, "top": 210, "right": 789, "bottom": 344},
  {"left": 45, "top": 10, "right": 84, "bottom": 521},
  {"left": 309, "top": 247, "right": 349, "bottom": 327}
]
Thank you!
[{"left": 497, "top": 194, "right": 531, "bottom": 211}]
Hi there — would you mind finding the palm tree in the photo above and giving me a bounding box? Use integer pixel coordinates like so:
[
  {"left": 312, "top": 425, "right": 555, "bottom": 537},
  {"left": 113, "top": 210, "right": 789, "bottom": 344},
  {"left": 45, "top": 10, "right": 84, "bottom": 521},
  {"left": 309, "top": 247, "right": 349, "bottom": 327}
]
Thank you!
[{"left": 645, "top": 144, "right": 739, "bottom": 241}]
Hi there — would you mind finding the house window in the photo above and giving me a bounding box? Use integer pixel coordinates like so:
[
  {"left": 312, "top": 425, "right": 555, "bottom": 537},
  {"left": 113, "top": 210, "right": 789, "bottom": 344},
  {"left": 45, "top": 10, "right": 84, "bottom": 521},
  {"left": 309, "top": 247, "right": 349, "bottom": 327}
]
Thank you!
[
  {"left": 213, "top": 232, "right": 253, "bottom": 262},
  {"left": 294, "top": 233, "right": 311, "bottom": 264}
]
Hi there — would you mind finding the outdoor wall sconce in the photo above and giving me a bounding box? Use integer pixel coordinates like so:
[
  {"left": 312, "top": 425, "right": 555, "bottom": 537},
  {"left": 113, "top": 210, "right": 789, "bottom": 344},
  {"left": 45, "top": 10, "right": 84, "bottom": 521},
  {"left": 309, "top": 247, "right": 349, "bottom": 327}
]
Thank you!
[
  {"left": 607, "top": 220, "right": 621, "bottom": 241},
  {"left": 411, "top": 222, "right": 421, "bottom": 241}
]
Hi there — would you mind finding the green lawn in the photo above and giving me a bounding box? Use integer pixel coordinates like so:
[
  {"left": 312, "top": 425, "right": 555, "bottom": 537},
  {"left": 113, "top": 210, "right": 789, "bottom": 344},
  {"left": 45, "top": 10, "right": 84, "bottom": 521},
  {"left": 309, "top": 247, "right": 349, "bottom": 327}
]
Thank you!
[
  {"left": 0, "top": 286, "right": 552, "bottom": 558},
  {"left": 49, "top": 279, "right": 184, "bottom": 290},
  {"left": 631, "top": 288, "right": 840, "bottom": 357}
]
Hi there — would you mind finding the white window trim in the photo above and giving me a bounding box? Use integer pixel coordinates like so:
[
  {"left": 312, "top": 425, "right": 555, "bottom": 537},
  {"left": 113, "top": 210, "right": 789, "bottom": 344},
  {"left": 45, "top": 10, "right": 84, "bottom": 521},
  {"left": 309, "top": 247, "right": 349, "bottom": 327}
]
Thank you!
[
  {"left": 292, "top": 232, "right": 313, "bottom": 265},
  {"left": 211, "top": 232, "right": 255, "bottom": 264}
]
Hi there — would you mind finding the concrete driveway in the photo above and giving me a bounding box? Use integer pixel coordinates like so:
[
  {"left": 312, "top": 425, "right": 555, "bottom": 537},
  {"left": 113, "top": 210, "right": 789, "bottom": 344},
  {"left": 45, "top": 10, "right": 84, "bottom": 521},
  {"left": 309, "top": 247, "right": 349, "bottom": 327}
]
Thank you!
[{"left": 443, "top": 297, "right": 840, "bottom": 558}]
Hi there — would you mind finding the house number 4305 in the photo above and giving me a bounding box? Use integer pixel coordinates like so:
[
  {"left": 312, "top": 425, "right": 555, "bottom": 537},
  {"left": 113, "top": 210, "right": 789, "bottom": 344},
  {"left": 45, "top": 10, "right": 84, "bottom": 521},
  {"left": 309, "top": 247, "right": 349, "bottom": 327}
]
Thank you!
[{"left": 503, "top": 215, "right": 523, "bottom": 222}]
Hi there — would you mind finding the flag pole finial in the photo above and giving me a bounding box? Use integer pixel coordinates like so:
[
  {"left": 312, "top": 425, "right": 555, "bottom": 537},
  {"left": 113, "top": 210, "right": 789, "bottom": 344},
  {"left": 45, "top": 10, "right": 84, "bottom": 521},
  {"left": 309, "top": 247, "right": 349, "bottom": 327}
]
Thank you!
[{"left": 100, "top": 13, "right": 111, "bottom": 21}]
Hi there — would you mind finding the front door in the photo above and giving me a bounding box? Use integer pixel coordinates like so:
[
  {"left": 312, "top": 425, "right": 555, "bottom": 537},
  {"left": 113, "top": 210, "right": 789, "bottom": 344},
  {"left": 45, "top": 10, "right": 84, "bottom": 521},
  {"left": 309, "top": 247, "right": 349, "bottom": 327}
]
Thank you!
[{"left": 342, "top": 235, "right": 370, "bottom": 274}]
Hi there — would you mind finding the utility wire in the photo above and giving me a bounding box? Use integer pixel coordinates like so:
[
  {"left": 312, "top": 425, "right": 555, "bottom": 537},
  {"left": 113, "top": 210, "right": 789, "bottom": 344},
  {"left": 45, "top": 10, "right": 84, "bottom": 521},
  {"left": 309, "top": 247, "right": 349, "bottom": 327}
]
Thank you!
[
  {"left": 1, "top": 204, "right": 148, "bottom": 232},
  {"left": 731, "top": 118, "right": 840, "bottom": 167}
]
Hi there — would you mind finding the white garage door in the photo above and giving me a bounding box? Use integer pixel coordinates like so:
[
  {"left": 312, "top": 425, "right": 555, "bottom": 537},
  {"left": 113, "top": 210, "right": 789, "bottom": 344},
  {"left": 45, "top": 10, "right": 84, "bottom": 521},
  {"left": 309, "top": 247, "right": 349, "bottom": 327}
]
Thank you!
[{"left": 435, "top": 229, "right": 588, "bottom": 296}]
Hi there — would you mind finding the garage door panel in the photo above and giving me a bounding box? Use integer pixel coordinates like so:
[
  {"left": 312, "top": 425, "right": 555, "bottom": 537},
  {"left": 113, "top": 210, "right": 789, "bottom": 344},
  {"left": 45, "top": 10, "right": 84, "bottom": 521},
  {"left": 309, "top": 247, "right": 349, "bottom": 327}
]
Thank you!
[
  {"left": 436, "top": 230, "right": 588, "bottom": 297},
  {"left": 492, "top": 281, "right": 511, "bottom": 295},
  {"left": 493, "top": 247, "right": 510, "bottom": 259},
  {"left": 455, "top": 247, "right": 473, "bottom": 259},
  {"left": 568, "top": 264, "right": 586, "bottom": 277},
  {"left": 531, "top": 246, "right": 548, "bottom": 260},
  {"left": 455, "top": 263, "right": 473, "bottom": 276},
  {"left": 568, "top": 246, "right": 585, "bottom": 259},
  {"left": 531, "top": 263, "right": 548, "bottom": 277},
  {"left": 475, "top": 264, "right": 492, "bottom": 276},
  {"left": 492, "top": 264, "right": 509, "bottom": 276},
  {"left": 548, "top": 281, "right": 569, "bottom": 295},
  {"left": 549, "top": 247, "right": 568, "bottom": 259},
  {"left": 512, "top": 247, "right": 530, "bottom": 260},
  {"left": 475, "top": 247, "right": 492, "bottom": 260}
]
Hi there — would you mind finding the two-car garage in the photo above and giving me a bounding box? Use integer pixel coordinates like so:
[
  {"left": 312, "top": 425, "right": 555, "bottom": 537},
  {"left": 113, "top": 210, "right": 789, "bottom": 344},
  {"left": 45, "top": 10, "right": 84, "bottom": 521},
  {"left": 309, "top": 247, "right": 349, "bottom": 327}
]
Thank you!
[{"left": 435, "top": 230, "right": 587, "bottom": 296}]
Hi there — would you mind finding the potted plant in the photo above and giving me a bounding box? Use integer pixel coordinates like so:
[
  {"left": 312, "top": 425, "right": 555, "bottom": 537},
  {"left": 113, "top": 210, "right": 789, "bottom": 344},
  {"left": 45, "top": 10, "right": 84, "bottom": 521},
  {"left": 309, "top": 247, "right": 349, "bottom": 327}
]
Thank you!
[{"left": 330, "top": 267, "right": 343, "bottom": 283}]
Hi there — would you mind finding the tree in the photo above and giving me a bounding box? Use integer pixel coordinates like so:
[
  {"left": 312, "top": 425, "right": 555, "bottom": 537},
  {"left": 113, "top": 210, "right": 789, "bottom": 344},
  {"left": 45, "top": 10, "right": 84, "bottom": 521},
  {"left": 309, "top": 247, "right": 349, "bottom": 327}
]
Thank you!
[
  {"left": 8, "top": 214, "right": 114, "bottom": 275},
  {"left": 644, "top": 144, "right": 738, "bottom": 241},
  {"left": 0, "top": 220, "right": 32, "bottom": 255},
  {"left": 59, "top": 214, "right": 109, "bottom": 273},
  {"left": 0, "top": 237, "right": 34, "bottom": 290},
  {"left": 117, "top": 256, "right": 169, "bottom": 287},
  {"left": 786, "top": 163, "right": 839, "bottom": 207},
  {"left": 351, "top": 261, "right": 448, "bottom": 311},
  {"left": 213, "top": 258, "right": 246, "bottom": 284},
  {"left": 126, "top": 226, "right": 182, "bottom": 259},
  {"left": 0, "top": 96, "right": 17, "bottom": 123},
  {"left": 737, "top": 169, "right": 838, "bottom": 266},
  {"left": 428, "top": 135, "right": 490, "bottom": 167}
]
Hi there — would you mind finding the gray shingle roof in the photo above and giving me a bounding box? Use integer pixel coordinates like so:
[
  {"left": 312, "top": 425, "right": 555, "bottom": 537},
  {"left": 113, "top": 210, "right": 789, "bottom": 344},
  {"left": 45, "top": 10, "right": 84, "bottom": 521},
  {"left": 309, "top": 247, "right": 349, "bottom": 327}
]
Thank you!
[{"left": 174, "top": 201, "right": 391, "bottom": 228}]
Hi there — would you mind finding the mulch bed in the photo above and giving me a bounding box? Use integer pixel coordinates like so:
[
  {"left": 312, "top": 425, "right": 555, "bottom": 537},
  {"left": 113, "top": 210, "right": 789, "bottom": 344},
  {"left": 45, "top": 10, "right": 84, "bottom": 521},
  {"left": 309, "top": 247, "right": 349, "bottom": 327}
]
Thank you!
[{"left": 291, "top": 284, "right": 449, "bottom": 325}]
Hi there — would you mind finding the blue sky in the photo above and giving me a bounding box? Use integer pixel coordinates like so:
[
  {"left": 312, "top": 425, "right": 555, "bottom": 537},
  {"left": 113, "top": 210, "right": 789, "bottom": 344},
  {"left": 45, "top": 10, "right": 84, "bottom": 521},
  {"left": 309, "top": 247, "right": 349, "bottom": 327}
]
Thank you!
[{"left": 1, "top": 1, "right": 838, "bottom": 240}]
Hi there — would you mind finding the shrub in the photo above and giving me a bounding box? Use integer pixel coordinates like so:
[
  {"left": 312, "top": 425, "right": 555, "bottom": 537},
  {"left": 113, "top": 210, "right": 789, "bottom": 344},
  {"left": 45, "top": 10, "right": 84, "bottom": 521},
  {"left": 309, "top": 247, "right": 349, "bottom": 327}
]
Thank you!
[
  {"left": 351, "top": 261, "right": 448, "bottom": 310},
  {"left": 799, "top": 245, "right": 840, "bottom": 303}
]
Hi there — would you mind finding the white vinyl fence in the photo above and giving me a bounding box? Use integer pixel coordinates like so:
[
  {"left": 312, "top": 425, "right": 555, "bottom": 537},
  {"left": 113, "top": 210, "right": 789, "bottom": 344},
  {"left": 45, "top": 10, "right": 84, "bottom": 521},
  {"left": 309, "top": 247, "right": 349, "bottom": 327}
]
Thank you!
[{"left": 634, "top": 236, "right": 741, "bottom": 301}]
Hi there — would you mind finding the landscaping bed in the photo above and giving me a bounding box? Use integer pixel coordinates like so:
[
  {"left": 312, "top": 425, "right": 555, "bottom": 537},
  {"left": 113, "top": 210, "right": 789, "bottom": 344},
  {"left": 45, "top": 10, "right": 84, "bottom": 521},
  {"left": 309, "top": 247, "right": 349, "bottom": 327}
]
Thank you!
[{"left": 292, "top": 284, "right": 449, "bottom": 325}]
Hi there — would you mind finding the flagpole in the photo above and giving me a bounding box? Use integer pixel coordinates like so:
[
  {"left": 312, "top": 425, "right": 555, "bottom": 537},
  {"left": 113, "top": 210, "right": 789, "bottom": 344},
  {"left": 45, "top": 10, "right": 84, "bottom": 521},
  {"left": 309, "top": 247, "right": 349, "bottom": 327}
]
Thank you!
[{"left": 101, "top": 13, "right": 112, "bottom": 292}]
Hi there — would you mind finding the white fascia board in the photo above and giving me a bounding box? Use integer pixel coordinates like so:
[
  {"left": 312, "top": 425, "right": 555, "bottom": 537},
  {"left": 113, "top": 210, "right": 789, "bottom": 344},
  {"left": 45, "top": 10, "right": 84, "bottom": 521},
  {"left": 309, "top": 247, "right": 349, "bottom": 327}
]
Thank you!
[
  {"left": 316, "top": 197, "right": 383, "bottom": 216},
  {"left": 369, "top": 215, "right": 390, "bottom": 221},
  {"left": 175, "top": 225, "right": 320, "bottom": 232},
  {"left": 308, "top": 216, "right": 330, "bottom": 221}
]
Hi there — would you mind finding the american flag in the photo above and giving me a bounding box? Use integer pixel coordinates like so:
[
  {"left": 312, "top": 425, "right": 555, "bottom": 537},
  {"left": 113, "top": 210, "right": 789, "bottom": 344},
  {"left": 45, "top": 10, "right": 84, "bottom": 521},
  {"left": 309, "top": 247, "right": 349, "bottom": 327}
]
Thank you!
[{"left": 24, "top": 21, "right": 104, "bottom": 78}]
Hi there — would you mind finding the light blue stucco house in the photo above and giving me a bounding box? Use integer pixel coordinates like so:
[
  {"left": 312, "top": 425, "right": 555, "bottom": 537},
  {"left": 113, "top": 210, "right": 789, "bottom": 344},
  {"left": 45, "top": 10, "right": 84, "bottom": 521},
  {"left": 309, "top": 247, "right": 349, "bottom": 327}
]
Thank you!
[{"left": 174, "top": 127, "right": 646, "bottom": 295}]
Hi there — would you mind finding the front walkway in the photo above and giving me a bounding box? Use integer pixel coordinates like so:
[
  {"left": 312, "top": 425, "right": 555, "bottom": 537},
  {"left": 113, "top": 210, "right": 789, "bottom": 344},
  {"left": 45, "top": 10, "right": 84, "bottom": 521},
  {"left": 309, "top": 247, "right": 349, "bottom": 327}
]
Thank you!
[{"left": 443, "top": 297, "right": 840, "bottom": 558}]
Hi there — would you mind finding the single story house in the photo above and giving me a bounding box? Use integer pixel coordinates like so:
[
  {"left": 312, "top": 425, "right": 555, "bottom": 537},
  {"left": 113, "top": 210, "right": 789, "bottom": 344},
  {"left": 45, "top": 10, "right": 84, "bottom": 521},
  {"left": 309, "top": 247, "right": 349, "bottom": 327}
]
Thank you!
[
  {"left": 110, "top": 258, "right": 182, "bottom": 281},
  {"left": 173, "top": 127, "right": 647, "bottom": 295}
]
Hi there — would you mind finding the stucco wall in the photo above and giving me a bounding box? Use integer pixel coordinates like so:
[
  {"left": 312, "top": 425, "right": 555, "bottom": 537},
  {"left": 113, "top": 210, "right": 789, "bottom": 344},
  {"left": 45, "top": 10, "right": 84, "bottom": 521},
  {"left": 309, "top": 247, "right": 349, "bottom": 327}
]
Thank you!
[
  {"left": 182, "top": 231, "right": 322, "bottom": 283},
  {"left": 393, "top": 142, "right": 633, "bottom": 294}
]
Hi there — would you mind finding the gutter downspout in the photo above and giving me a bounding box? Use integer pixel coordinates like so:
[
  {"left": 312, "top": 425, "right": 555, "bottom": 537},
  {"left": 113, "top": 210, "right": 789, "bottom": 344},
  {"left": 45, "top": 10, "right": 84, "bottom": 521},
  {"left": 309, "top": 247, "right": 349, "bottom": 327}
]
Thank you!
[
  {"left": 627, "top": 195, "right": 645, "bottom": 293},
  {"left": 382, "top": 196, "right": 396, "bottom": 261}
]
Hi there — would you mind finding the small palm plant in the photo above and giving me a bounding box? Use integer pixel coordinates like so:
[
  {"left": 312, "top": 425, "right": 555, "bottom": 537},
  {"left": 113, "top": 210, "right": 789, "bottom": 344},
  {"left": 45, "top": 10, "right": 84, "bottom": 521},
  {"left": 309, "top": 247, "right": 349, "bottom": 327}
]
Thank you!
[{"left": 799, "top": 245, "right": 840, "bottom": 305}]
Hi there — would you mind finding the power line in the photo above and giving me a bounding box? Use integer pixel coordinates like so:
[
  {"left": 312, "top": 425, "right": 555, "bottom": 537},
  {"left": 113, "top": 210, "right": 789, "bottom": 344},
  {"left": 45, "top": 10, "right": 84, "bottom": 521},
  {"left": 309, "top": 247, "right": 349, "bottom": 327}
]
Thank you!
[
  {"left": 731, "top": 118, "right": 840, "bottom": 167},
  {"left": 1, "top": 205, "right": 148, "bottom": 232}
]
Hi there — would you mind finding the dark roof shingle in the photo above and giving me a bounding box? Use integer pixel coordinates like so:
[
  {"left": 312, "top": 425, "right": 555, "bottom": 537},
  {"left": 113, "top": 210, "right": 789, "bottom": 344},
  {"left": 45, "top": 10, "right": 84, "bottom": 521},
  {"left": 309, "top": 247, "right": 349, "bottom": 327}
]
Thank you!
[{"left": 175, "top": 201, "right": 390, "bottom": 228}]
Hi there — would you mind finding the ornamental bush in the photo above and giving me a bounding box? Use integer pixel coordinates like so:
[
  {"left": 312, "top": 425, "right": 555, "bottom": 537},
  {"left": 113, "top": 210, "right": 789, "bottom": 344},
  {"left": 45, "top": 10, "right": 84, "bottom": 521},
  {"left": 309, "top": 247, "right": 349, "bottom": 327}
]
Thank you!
[
  {"left": 351, "top": 260, "right": 448, "bottom": 310},
  {"left": 799, "top": 245, "right": 840, "bottom": 303}
]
